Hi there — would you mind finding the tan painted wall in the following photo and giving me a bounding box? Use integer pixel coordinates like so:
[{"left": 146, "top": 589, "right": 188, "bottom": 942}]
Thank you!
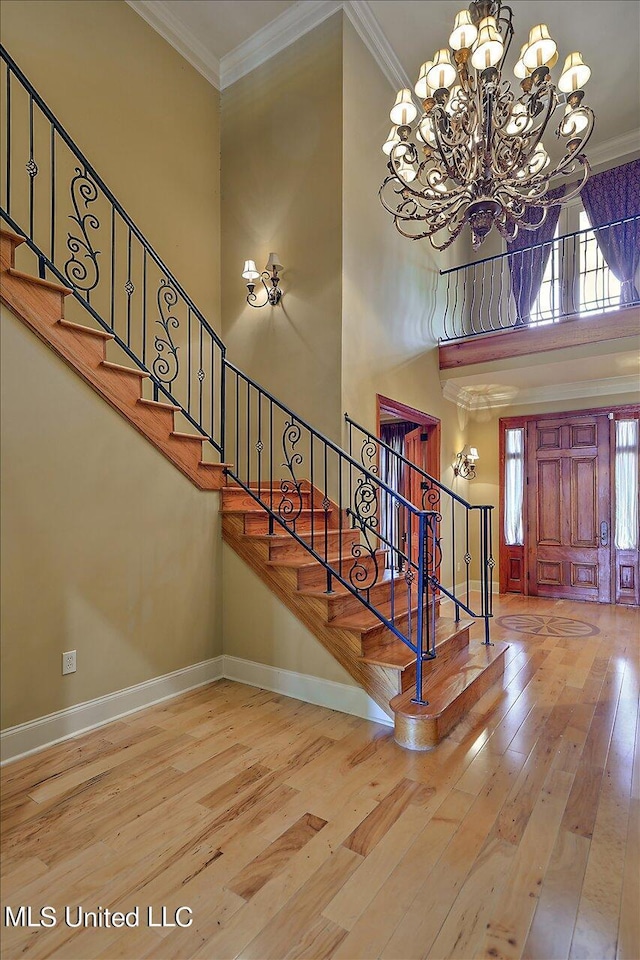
[
  {"left": 341, "top": 20, "right": 469, "bottom": 483},
  {"left": 0, "top": 0, "right": 223, "bottom": 730},
  {"left": 220, "top": 13, "right": 343, "bottom": 442},
  {"left": 1, "top": 308, "right": 222, "bottom": 729},
  {"left": 1, "top": 0, "right": 221, "bottom": 327},
  {"left": 218, "top": 15, "right": 346, "bottom": 684}
]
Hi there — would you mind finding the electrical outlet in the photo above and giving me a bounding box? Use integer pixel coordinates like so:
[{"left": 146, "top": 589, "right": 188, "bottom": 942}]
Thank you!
[{"left": 62, "top": 650, "right": 76, "bottom": 675}]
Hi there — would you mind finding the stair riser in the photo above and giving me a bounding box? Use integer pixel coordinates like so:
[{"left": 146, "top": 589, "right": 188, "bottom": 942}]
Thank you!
[
  {"left": 326, "top": 575, "right": 415, "bottom": 622},
  {"left": 398, "top": 626, "right": 471, "bottom": 693},
  {"left": 295, "top": 551, "right": 387, "bottom": 591},
  {"left": 266, "top": 530, "right": 360, "bottom": 563},
  {"left": 394, "top": 649, "right": 507, "bottom": 750},
  {"left": 243, "top": 512, "right": 338, "bottom": 536},
  {"left": 0, "top": 233, "right": 19, "bottom": 271},
  {"left": 222, "top": 489, "right": 314, "bottom": 512}
]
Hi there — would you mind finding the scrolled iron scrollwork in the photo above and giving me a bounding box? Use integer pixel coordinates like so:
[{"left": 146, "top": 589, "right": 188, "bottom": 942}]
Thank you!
[
  {"left": 64, "top": 168, "right": 100, "bottom": 292},
  {"left": 425, "top": 512, "right": 443, "bottom": 585},
  {"left": 278, "top": 419, "right": 304, "bottom": 525},
  {"left": 153, "top": 280, "right": 180, "bottom": 388},
  {"left": 347, "top": 473, "right": 380, "bottom": 592},
  {"left": 359, "top": 438, "right": 379, "bottom": 476}
]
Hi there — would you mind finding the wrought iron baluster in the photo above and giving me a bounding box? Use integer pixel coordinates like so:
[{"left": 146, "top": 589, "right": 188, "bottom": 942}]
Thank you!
[
  {"left": 142, "top": 250, "right": 147, "bottom": 365},
  {"left": 50, "top": 125, "right": 55, "bottom": 262},
  {"left": 109, "top": 207, "right": 115, "bottom": 332},
  {"left": 257, "top": 387, "right": 263, "bottom": 503},
  {"left": 5, "top": 65, "right": 11, "bottom": 216},
  {"left": 126, "top": 227, "right": 132, "bottom": 346},
  {"left": 269, "top": 398, "right": 273, "bottom": 533},
  {"left": 28, "top": 92, "right": 36, "bottom": 240},
  {"left": 324, "top": 444, "right": 332, "bottom": 593},
  {"left": 199, "top": 320, "right": 204, "bottom": 426}
]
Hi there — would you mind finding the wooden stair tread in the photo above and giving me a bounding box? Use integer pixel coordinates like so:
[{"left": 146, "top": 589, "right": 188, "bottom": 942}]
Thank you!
[
  {"left": 362, "top": 618, "right": 474, "bottom": 670},
  {"left": 137, "top": 397, "right": 181, "bottom": 411},
  {"left": 100, "top": 360, "right": 149, "bottom": 378},
  {"left": 58, "top": 318, "right": 114, "bottom": 340},
  {"left": 7, "top": 267, "right": 72, "bottom": 295},
  {"left": 170, "top": 431, "right": 206, "bottom": 443},
  {"left": 265, "top": 548, "right": 388, "bottom": 571},
  {"left": 390, "top": 640, "right": 509, "bottom": 719},
  {"left": 296, "top": 567, "right": 400, "bottom": 599},
  {"left": 222, "top": 506, "right": 332, "bottom": 519},
  {"left": 328, "top": 590, "right": 427, "bottom": 633}
]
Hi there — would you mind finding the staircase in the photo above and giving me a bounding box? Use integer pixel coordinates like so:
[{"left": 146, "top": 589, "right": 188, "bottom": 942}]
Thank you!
[{"left": 0, "top": 43, "right": 508, "bottom": 750}]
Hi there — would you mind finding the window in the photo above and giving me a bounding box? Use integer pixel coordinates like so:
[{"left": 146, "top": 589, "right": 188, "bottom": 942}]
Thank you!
[
  {"left": 578, "top": 210, "right": 621, "bottom": 316},
  {"left": 529, "top": 224, "right": 561, "bottom": 325},
  {"left": 615, "top": 419, "right": 639, "bottom": 550},
  {"left": 519, "top": 204, "right": 623, "bottom": 323},
  {"left": 504, "top": 428, "right": 524, "bottom": 546}
]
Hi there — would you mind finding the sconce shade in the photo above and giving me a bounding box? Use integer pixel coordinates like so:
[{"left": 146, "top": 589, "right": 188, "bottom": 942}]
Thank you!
[
  {"left": 523, "top": 24, "right": 557, "bottom": 69},
  {"left": 390, "top": 88, "right": 418, "bottom": 125},
  {"left": 471, "top": 17, "right": 504, "bottom": 70},
  {"left": 414, "top": 61, "right": 434, "bottom": 99},
  {"left": 383, "top": 125, "right": 408, "bottom": 156},
  {"left": 449, "top": 10, "right": 478, "bottom": 51},
  {"left": 426, "top": 49, "right": 457, "bottom": 91},
  {"left": 242, "top": 259, "right": 260, "bottom": 281},
  {"left": 460, "top": 444, "right": 479, "bottom": 461},
  {"left": 513, "top": 43, "right": 530, "bottom": 79},
  {"left": 266, "top": 252, "right": 283, "bottom": 272},
  {"left": 558, "top": 52, "right": 591, "bottom": 92}
]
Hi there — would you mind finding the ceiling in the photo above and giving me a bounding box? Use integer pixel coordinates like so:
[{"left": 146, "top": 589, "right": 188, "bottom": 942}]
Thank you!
[{"left": 129, "top": 0, "right": 640, "bottom": 150}]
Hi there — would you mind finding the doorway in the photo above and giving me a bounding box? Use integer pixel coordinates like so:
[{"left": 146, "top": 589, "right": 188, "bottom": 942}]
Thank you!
[
  {"left": 376, "top": 395, "right": 441, "bottom": 570},
  {"left": 499, "top": 406, "right": 639, "bottom": 605}
]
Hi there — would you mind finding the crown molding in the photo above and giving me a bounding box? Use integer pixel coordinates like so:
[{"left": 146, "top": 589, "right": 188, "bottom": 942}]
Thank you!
[
  {"left": 443, "top": 374, "right": 640, "bottom": 411},
  {"left": 220, "top": 0, "right": 342, "bottom": 89},
  {"left": 588, "top": 129, "right": 640, "bottom": 168},
  {"left": 343, "top": 1, "right": 410, "bottom": 90},
  {"left": 127, "top": 0, "right": 407, "bottom": 92},
  {"left": 125, "top": 0, "right": 221, "bottom": 88}
]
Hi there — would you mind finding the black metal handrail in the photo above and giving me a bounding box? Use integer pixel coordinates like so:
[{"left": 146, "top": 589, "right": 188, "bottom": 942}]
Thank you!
[
  {"left": 223, "top": 361, "right": 447, "bottom": 703},
  {"left": 0, "top": 44, "right": 225, "bottom": 453},
  {"left": 439, "top": 213, "right": 640, "bottom": 342},
  {"left": 345, "top": 415, "right": 494, "bottom": 641}
]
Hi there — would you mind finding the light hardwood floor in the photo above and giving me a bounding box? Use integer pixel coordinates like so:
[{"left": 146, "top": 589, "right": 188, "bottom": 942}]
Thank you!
[{"left": 1, "top": 594, "right": 638, "bottom": 960}]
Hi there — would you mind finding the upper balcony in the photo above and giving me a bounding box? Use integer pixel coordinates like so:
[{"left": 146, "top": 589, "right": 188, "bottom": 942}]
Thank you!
[{"left": 438, "top": 214, "right": 640, "bottom": 380}]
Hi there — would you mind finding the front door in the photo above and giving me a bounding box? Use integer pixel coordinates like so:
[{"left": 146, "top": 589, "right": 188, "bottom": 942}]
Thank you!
[{"left": 527, "top": 414, "right": 611, "bottom": 602}]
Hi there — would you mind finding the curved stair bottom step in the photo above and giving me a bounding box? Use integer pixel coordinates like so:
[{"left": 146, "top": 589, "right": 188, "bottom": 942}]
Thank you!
[{"left": 390, "top": 640, "right": 509, "bottom": 751}]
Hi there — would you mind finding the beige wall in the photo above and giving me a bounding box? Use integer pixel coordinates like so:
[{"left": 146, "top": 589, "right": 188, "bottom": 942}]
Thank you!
[
  {"left": 1, "top": 0, "right": 221, "bottom": 327},
  {"left": 341, "top": 20, "right": 470, "bottom": 482},
  {"left": 0, "top": 0, "right": 223, "bottom": 730},
  {"left": 1, "top": 308, "right": 222, "bottom": 729},
  {"left": 220, "top": 13, "right": 343, "bottom": 442}
]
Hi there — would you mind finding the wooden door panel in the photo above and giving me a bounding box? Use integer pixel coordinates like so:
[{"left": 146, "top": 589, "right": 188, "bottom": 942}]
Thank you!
[
  {"left": 528, "top": 414, "right": 611, "bottom": 602},
  {"left": 537, "top": 460, "right": 562, "bottom": 543},
  {"left": 570, "top": 458, "right": 598, "bottom": 546}
]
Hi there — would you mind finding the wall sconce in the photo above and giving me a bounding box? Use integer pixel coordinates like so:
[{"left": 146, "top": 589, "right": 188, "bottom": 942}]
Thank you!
[
  {"left": 453, "top": 445, "right": 479, "bottom": 480},
  {"left": 242, "top": 252, "right": 283, "bottom": 308}
]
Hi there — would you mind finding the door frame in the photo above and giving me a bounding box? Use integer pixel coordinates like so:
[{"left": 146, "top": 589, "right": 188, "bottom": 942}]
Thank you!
[
  {"left": 499, "top": 403, "right": 640, "bottom": 604},
  {"left": 376, "top": 394, "right": 441, "bottom": 483}
]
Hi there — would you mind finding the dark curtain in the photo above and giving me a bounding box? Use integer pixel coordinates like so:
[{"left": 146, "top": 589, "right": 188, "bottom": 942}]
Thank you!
[
  {"left": 507, "top": 185, "right": 566, "bottom": 325},
  {"left": 380, "top": 421, "right": 415, "bottom": 566},
  {"left": 581, "top": 158, "right": 640, "bottom": 305}
]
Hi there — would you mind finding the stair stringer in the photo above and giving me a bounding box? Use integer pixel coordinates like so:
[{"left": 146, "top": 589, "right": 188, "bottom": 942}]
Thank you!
[
  {"left": 221, "top": 511, "right": 398, "bottom": 717},
  {"left": 0, "top": 229, "right": 228, "bottom": 492}
]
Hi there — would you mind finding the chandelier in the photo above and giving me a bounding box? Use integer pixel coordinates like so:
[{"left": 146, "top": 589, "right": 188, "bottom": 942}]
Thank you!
[{"left": 379, "top": 1, "right": 595, "bottom": 250}]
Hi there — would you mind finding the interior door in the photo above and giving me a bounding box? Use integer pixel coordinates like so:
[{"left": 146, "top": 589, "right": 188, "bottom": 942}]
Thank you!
[
  {"left": 527, "top": 414, "right": 611, "bottom": 602},
  {"left": 404, "top": 426, "right": 440, "bottom": 580}
]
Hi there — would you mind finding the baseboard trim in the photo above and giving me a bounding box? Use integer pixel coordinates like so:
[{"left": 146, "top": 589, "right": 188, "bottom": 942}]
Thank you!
[
  {"left": 0, "top": 657, "right": 224, "bottom": 765},
  {"left": 222, "top": 655, "right": 393, "bottom": 727},
  {"left": 1, "top": 653, "right": 393, "bottom": 765}
]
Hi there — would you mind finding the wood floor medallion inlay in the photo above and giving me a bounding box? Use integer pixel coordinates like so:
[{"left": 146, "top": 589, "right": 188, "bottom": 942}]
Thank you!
[{"left": 495, "top": 614, "right": 600, "bottom": 637}]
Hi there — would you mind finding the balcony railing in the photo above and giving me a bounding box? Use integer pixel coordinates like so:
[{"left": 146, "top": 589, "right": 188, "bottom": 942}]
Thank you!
[{"left": 440, "top": 214, "right": 640, "bottom": 342}]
